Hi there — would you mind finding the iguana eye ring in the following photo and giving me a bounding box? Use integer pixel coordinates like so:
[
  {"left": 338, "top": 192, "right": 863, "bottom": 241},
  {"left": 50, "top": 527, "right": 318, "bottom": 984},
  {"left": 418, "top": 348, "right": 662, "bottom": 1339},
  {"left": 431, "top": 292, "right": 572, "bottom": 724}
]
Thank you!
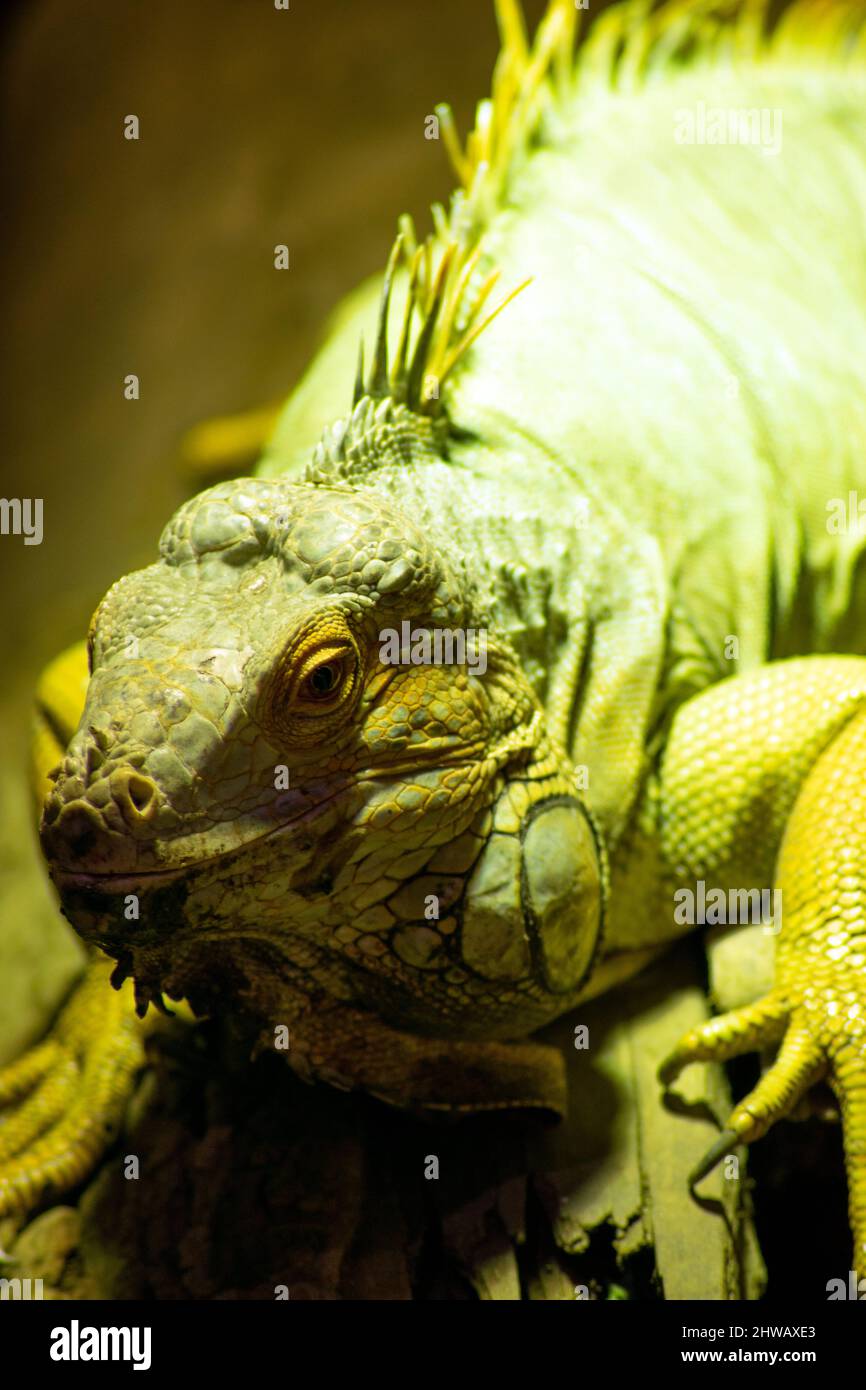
[
  {"left": 258, "top": 629, "right": 362, "bottom": 745},
  {"left": 286, "top": 636, "right": 361, "bottom": 721}
]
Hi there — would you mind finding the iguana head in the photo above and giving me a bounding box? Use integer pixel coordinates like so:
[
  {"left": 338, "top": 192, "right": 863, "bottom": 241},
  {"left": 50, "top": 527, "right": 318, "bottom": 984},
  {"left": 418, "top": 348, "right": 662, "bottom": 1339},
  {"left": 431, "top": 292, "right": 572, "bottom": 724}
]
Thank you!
[{"left": 41, "top": 422, "right": 602, "bottom": 1036}]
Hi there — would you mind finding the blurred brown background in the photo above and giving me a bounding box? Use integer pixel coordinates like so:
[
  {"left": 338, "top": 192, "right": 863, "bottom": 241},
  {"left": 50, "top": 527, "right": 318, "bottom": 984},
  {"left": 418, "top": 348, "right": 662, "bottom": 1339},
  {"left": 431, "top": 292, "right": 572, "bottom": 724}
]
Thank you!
[{"left": 0, "top": 0, "right": 551, "bottom": 1051}]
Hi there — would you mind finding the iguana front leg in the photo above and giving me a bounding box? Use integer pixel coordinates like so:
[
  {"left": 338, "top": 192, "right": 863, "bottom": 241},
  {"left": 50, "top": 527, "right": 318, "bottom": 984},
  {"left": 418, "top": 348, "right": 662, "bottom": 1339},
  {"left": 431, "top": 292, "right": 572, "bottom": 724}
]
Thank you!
[
  {"left": 0, "top": 955, "right": 150, "bottom": 1219},
  {"left": 266, "top": 990, "right": 567, "bottom": 1117},
  {"left": 0, "top": 643, "right": 153, "bottom": 1221},
  {"left": 653, "top": 656, "right": 866, "bottom": 1266}
]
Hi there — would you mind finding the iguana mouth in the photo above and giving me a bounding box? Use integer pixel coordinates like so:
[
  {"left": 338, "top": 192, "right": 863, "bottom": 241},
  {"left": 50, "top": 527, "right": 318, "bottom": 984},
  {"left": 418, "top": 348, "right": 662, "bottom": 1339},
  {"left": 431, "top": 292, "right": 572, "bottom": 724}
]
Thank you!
[
  {"left": 51, "top": 863, "right": 188, "bottom": 894},
  {"left": 45, "top": 732, "right": 512, "bottom": 895},
  {"left": 45, "top": 780, "right": 355, "bottom": 888}
]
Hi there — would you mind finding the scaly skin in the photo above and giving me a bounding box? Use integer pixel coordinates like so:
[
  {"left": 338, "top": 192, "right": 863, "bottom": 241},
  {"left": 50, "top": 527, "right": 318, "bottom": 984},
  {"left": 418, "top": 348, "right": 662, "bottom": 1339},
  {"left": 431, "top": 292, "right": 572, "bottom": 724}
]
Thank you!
[{"left": 2, "top": 0, "right": 866, "bottom": 1274}]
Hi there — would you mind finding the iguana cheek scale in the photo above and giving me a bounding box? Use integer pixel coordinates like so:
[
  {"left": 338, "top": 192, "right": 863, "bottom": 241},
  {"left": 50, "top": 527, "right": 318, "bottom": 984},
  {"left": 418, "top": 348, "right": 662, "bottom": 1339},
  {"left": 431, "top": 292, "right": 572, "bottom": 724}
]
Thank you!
[{"left": 2, "top": 0, "right": 866, "bottom": 1271}]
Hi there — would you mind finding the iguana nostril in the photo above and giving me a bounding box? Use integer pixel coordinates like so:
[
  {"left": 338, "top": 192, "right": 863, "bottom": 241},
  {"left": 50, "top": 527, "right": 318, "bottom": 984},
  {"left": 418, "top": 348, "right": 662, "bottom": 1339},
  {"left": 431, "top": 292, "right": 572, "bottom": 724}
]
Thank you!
[
  {"left": 41, "top": 801, "right": 103, "bottom": 865},
  {"left": 123, "top": 773, "right": 158, "bottom": 818}
]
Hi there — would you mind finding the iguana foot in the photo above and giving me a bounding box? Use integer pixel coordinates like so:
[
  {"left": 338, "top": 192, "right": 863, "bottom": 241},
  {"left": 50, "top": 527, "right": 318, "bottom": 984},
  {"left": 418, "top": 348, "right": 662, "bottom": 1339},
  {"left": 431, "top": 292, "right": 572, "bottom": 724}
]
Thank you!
[
  {"left": 660, "top": 700, "right": 866, "bottom": 1267},
  {"left": 659, "top": 988, "right": 835, "bottom": 1173},
  {"left": 0, "top": 954, "right": 150, "bottom": 1220}
]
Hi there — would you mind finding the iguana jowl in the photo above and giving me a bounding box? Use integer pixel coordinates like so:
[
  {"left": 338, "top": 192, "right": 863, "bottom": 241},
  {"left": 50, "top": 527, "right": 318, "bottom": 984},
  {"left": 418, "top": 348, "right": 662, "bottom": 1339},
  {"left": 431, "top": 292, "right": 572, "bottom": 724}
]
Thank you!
[{"left": 2, "top": 0, "right": 866, "bottom": 1273}]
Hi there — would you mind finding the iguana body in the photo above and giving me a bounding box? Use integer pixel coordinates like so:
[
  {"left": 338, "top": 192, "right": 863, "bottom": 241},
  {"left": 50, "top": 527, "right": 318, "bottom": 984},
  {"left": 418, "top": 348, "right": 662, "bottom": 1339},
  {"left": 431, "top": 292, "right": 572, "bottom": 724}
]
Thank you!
[{"left": 3, "top": 0, "right": 866, "bottom": 1276}]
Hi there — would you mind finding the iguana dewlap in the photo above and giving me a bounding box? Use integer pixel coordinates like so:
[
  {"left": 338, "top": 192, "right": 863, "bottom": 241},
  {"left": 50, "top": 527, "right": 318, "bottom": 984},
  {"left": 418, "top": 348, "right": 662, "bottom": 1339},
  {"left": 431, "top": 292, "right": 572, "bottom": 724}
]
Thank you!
[{"left": 2, "top": 0, "right": 866, "bottom": 1274}]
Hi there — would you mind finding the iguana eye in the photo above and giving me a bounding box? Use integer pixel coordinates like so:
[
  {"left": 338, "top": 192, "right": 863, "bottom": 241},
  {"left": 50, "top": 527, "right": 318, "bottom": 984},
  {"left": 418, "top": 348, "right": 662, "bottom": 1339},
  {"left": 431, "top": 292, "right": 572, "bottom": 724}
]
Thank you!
[
  {"left": 303, "top": 659, "right": 344, "bottom": 701},
  {"left": 263, "top": 625, "right": 363, "bottom": 743},
  {"left": 289, "top": 639, "right": 359, "bottom": 718}
]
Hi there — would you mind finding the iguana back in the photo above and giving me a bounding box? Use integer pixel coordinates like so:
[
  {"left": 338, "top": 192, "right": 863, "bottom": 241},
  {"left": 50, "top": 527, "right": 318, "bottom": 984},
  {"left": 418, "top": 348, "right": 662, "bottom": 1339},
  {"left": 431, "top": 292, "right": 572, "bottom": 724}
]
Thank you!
[{"left": 261, "top": 0, "right": 866, "bottom": 839}]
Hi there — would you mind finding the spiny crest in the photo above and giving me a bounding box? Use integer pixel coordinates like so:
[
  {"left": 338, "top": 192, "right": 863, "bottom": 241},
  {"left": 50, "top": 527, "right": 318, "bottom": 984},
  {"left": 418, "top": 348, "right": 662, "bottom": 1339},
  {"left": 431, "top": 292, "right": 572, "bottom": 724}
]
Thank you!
[
  {"left": 330, "top": 0, "right": 865, "bottom": 462},
  {"left": 307, "top": 394, "right": 447, "bottom": 485},
  {"left": 313, "top": 213, "right": 532, "bottom": 476},
  {"left": 350, "top": 224, "right": 531, "bottom": 420},
  {"left": 439, "top": 0, "right": 866, "bottom": 216},
  {"left": 571, "top": 0, "right": 866, "bottom": 91},
  {"left": 437, "top": 0, "right": 580, "bottom": 229},
  {"left": 344, "top": 0, "right": 579, "bottom": 429}
]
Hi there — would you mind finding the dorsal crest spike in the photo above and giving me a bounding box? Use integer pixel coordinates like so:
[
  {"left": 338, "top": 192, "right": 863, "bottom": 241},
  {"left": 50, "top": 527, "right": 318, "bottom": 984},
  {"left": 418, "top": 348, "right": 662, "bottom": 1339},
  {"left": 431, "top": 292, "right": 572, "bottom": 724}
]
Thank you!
[
  {"left": 406, "top": 244, "right": 456, "bottom": 410},
  {"left": 352, "top": 336, "right": 365, "bottom": 409},
  {"left": 368, "top": 233, "right": 404, "bottom": 400}
]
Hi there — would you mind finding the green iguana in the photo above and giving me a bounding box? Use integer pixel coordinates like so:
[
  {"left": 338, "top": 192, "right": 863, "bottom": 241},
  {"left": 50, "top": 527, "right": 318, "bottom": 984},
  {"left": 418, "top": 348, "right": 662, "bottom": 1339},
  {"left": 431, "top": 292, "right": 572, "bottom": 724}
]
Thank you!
[{"left": 2, "top": 0, "right": 866, "bottom": 1278}]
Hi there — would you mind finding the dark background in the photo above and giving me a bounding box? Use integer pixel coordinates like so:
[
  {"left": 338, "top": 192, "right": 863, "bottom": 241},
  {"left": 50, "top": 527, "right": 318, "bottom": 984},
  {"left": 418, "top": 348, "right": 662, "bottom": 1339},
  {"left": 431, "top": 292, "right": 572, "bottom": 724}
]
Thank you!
[{"left": 1, "top": 0, "right": 547, "bottom": 667}]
